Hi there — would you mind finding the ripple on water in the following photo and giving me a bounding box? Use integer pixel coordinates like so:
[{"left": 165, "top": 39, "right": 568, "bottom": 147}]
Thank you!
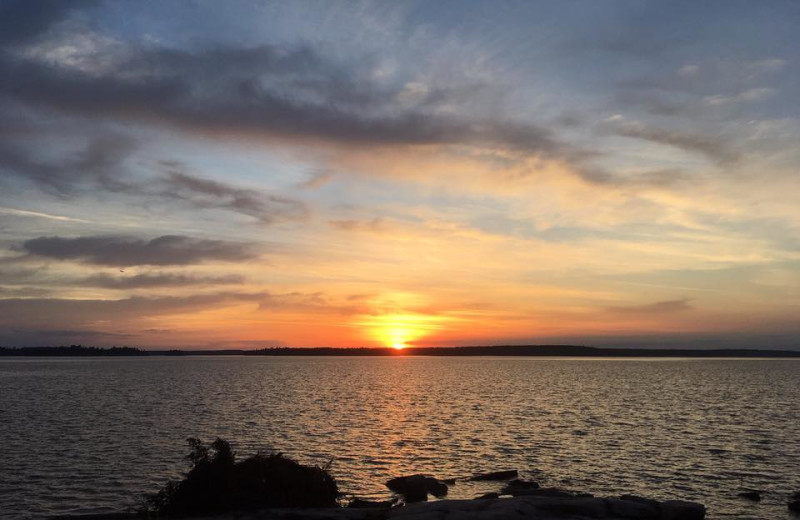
[{"left": 1, "top": 357, "right": 799, "bottom": 520}]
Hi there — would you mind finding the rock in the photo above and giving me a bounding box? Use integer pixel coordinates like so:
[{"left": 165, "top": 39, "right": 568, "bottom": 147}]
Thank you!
[
  {"left": 385, "top": 475, "right": 448, "bottom": 503},
  {"left": 469, "top": 469, "right": 519, "bottom": 481},
  {"left": 530, "top": 496, "right": 606, "bottom": 518},
  {"left": 737, "top": 490, "right": 761, "bottom": 501},
  {"left": 789, "top": 490, "right": 800, "bottom": 513},
  {"left": 606, "top": 498, "right": 660, "bottom": 519},
  {"left": 660, "top": 499, "right": 705, "bottom": 520},
  {"left": 347, "top": 498, "right": 393, "bottom": 508},
  {"left": 502, "top": 484, "right": 592, "bottom": 500},
  {"left": 500, "top": 479, "right": 540, "bottom": 496},
  {"left": 474, "top": 492, "right": 500, "bottom": 500},
  {"left": 619, "top": 494, "right": 661, "bottom": 510}
]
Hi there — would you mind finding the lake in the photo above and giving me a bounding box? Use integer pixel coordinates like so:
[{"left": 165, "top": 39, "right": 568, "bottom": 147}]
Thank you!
[{"left": 1, "top": 356, "right": 798, "bottom": 519}]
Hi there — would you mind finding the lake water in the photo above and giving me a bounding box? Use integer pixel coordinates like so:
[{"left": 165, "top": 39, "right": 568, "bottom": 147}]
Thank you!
[{"left": 1, "top": 356, "right": 798, "bottom": 519}]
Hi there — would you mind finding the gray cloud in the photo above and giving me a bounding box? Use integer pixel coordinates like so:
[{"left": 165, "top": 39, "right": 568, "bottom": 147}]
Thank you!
[
  {"left": 0, "top": 293, "right": 267, "bottom": 335},
  {"left": 81, "top": 272, "right": 246, "bottom": 289},
  {"left": 0, "top": 327, "right": 133, "bottom": 347},
  {"left": 606, "top": 298, "right": 693, "bottom": 315},
  {"left": 0, "top": 0, "right": 583, "bottom": 166},
  {"left": 0, "top": 134, "right": 136, "bottom": 195},
  {"left": 612, "top": 122, "right": 737, "bottom": 164},
  {"left": 0, "top": 49, "right": 570, "bottom": 157},
  {"left": 21, "top": 235, "right": 258, "bottom": 266},
  {"left": 0, "top": 128, "right": 305, "bottom": 224},
  {"left": 0, "top": 0, "right": 98, "bottom": 47},
  {"left": 0, "top": 290, "right": 369, "bottom": 346},
  {"left": 0, "top": 285, "right": 51, "bottom": 297},
  {"left": 152, "top": 162, "right": 307, "bottom": 224}
]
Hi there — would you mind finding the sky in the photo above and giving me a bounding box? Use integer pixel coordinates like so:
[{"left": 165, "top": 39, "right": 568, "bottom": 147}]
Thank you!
[{"left": 0, "top": 0, "right": 798, "bottom": 350}]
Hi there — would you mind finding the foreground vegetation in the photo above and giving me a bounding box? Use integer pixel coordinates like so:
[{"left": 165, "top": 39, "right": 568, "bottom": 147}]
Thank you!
[{"left": 146, "top": 438, "right": 339, "bottom": 517}]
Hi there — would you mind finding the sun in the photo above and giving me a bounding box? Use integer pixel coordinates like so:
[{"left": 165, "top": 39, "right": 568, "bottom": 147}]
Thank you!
[{"left": 356, "top": 310, "right": 456, "bottom": 351}]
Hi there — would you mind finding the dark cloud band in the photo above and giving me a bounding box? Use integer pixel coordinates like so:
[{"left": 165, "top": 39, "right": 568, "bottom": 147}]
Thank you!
[{"left": 21, "top": 235, "right": 258, "bottom": 266}]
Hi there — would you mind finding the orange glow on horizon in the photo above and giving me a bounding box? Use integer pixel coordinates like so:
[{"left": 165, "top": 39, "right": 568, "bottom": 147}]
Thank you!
[{"left": 357, "top": 312, "right": 455, "bottom": 350}]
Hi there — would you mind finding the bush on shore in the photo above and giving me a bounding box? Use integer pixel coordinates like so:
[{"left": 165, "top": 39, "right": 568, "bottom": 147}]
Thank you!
[{"left": 146, "top": 438, "right": 339, "bottom": 517}]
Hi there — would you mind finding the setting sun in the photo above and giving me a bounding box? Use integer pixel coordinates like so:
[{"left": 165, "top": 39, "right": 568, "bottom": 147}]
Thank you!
[{"left": 356, "top": 312, "right": 452, "bottom": 349}]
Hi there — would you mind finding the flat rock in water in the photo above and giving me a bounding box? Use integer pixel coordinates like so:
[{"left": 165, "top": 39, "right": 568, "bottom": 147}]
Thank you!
[
  {"left": 500, "top": 479, "right": 540, "bottom": 495},
  {"left": 469, "top": 469, "right": 519, "bottom": 481},
  {"left": 386, "top": 474, "right": 449, "bottom": 503}
]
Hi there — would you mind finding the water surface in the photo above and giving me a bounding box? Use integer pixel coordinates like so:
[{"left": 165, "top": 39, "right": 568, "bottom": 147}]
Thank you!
[{"left": 1, "top": 356, "right": 798, "bottom": 519}]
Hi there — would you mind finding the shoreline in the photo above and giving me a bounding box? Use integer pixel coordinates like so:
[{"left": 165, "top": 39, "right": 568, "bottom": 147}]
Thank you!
[{"left": 49, "top": 493, "right": 707, "bottom": 520}]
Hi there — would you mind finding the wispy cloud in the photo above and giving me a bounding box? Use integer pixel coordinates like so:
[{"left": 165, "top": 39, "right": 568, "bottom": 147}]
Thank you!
[
  {"left": 81, "top": 272, "right": 246, "bottom": 289},
  {"left": 152, "top": 162, "right": 308, "bottom": 225},
  {"left": 606, "top": 298, "right": 694, "bottom": 315},
  {"left": 611, "top": 122, "right": 737, "bottom": 164},
  {"left": 703, "top": 88, "right": 775, "bottom": 106},
  {"left": 0, "top": 206, "right": 90, "bottom": 223},
  {"left": 19, "top": 235, "right": 259, "bottom": 266}
]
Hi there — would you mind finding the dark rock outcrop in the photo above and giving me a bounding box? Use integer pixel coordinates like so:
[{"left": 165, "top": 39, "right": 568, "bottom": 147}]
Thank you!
[
  {"left": 347, "top": 498, "right": 394, "bottom": 509},
  {"left": 789, "top": 491, "right": 800, "bottom": 513},
  {"left": 605, "top": 497, "right": 659, "bottom": 519},
  {"left": 171, "top": 491, "right": 707, "bottom": 520},
  {"left": 619, "top": 495, "right": 661, "bottom": 510},
  {"left": 500, "top": 479, "right": 541, "bottom": 496},
  {"left": 469, "top": 469, "right": 519, "bottom": 481},
  {"left": 385, "top": 474, "right": 448, "bottom": 503},
  {"left": 660, "top": 500, "right": 705, "bottom": 520}
]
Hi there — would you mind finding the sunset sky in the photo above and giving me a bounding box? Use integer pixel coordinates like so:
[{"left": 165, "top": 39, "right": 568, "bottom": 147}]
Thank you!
[{"left": 1, "top": 0, "right": 798, "bottom": 349}]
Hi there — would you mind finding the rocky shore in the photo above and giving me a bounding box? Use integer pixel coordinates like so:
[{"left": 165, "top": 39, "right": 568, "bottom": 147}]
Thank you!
[
  {"left": 182, "top": 493, "right": 706, "bottom": 520},
  {"left": 77, "top": 438, "right": 793, "bottom": 520}
]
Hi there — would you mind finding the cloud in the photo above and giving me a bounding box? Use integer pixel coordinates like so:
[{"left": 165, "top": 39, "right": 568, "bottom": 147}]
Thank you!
[
  {"left": 0, "top": 5, "right": 586, "bottom": 172},
  {"left": 0, "top": 134, "right": 137, "bottom": 195},
  {"left": 0, "top": 126, "right": 305, "bottom": 223},
  {"left": 81, "top": 272, "right": 246, "bottom": 289},
  {"left": 612, "top": 122, "right": 737, "bottom": 164},
  {"left": 606, "top": 298, "right": 693, "bottom": 315},
  {"left": 0, "top": 294, "right": 241, "bottom": 328},
  {"left": 329, "top": 218, "right": 386, "bottom": 232},
  {"left": 0, "top": 49, "right": 571, "bottom": 157},
  {"left": 703, "top": 87, "right": 775, "bottom": 106},
  {"left": 20, "top": 235, "right": 258, "bottom": 266},
  {"left": 0, "top": 327, "right": 133, "bottom": 347},
  {"left": 0, "top": 290, "right": 370, "bottom": 346},
  {"left": 0, "top": 206, "right": 90, "bottom": 222},
  {"left": 0, "top": 0, "right": 98, "bottom": 47},
  {"left": 152, "top": 162, "right": 307, "bottom": 224},
  {"left": 0, "top": 286, "right": 51, "bottom": 297}
]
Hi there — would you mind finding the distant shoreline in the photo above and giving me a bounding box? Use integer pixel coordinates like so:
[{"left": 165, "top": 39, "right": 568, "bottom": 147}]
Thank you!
[{"left": 2, "top": 344, "right": 800, "bottom": 358}]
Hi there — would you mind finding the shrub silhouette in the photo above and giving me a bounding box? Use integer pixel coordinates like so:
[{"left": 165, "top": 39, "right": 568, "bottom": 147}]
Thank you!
[{"left": 147, "top": 438, "right": 339, "bottom": 517}]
